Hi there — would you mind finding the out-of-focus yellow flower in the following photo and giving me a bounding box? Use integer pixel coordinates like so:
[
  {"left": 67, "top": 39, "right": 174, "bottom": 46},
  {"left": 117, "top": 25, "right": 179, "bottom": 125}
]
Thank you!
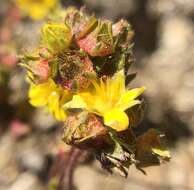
[
  {"left": 17, "top": 0, "right": 57, "bottom": 20},
  {"left": 64, "top": 70, "right": 145, "bottom": 131},
  {"left": 29, "top": 79, "right": 71, "bottom": 121}
]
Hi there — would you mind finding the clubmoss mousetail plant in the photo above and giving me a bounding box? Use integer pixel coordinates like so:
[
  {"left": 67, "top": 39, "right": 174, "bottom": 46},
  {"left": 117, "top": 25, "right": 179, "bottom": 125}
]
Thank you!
[{"left": 20, "top": 7, "right": 170, "bottom": 190}]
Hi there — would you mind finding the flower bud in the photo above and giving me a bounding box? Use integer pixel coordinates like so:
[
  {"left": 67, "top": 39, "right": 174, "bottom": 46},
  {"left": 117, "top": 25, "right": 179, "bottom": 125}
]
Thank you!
[
  {"left": 33, "top": 59, "right": 50, "bottom": 83},
  {"left": 41, "top": 23, "right": 72, "bottom": 53},
  {"left": 77, "top": 21, "right": 114, "bottom": 57},
  {"left": 20, "top": 50, "right": 51, "bottom": 83},
  {"left": 65, "top": 9, "right": 114, "bottom": 57},
  {"left": 63, "top": 111, "right": 109, "bottom": 150}
]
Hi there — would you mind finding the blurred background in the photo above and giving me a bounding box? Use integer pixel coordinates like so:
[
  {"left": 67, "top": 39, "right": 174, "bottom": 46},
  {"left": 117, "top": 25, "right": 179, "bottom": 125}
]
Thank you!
[{"left": 1, "top": 0, "right": 194, "bottom": 190}]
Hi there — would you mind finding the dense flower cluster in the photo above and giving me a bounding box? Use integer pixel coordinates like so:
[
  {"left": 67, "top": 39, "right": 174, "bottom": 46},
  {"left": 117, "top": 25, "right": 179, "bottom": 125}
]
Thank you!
[{"left": 21, "top": 8, "right": 170, "bottom": 176}]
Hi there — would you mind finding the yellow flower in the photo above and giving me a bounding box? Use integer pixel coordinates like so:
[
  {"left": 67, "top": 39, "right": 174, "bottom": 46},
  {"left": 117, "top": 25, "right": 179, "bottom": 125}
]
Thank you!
[
  {"left": 29, "top": 79, "right": 71, "bottom": 121},
  {"left": 17, "top": 0, "right": 57, "bottom": 20},
  {"left": 64, "top": 70, "right": 145, "bottom": 131}
]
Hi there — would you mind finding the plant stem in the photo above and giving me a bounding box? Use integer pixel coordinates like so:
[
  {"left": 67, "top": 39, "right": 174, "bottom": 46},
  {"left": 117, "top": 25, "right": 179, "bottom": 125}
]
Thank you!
[{"left": 57, "top": 147, "right": 82, "bottom": 190}]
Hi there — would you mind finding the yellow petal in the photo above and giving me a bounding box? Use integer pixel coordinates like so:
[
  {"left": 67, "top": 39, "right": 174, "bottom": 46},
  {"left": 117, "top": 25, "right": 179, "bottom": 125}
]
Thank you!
[
  {"left": 29, "top": 86, "right": 49, "bottom": 107},
  {"left": 104, "top": 109, "right": 129, "bottom": 131},
  {"left": 53, "top": 105, "right": 67, "bottom": 121},
  {"left": 63, "top": 95, "right": 87, "bottom": 109},
  {"left": 152, "top": 148, "right": 171, "bottom": 159},
  {"left": 47, "top": 87, "right": 68, "bottom": 121},
  {"left": 28, "top": 79, "right": 55, "bottom": 107},
  {"left": 29, "top": 79, "right": 69, "bottom": 121},
  {"left": 44, "top": 0, "right": 57, "bottom": 8},
  {"left": 108, "top": 70, "right": 125, "bottom": 100},
  {"left": 117, "top": 87, "right": 145, "bottom": 110}
]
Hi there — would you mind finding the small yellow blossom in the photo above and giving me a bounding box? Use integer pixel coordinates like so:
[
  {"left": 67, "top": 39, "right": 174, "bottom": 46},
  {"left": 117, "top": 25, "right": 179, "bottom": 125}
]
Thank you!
[
  {"left": 17, "top": 0, "right": 57, "bottom": 20},
  {"left": 64, "top": 70, "right": 145, "bottom": 131},
  {"left": 29, "top": 79, "right": 71, "bottom": 121}
]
